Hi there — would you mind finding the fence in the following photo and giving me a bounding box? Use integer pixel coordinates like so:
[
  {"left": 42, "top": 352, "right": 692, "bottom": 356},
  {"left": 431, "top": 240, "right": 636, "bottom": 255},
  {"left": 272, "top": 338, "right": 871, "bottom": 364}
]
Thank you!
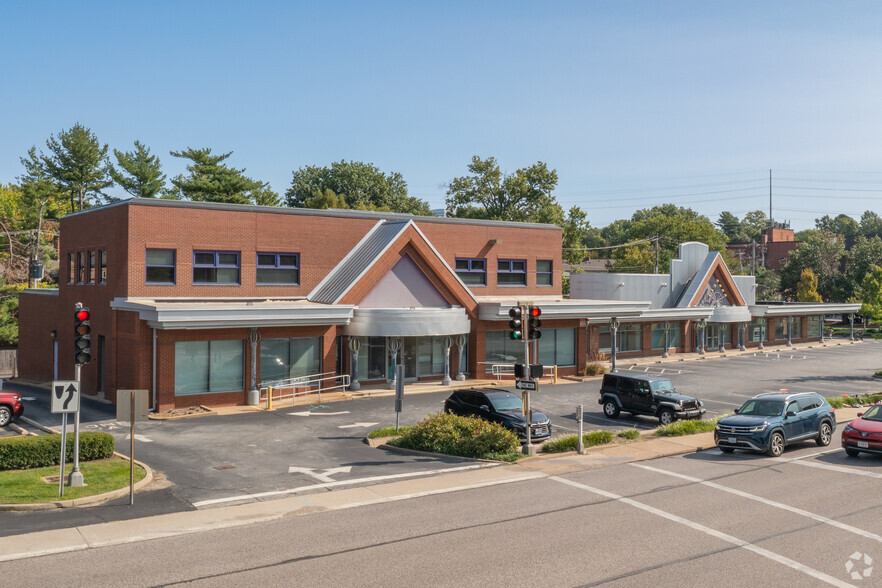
[
  {"left": 0, "top": 349, "right": 16, "bottom": 377},
  {"left": 259, "top": 371, "right": 351, "bottom": 405}
]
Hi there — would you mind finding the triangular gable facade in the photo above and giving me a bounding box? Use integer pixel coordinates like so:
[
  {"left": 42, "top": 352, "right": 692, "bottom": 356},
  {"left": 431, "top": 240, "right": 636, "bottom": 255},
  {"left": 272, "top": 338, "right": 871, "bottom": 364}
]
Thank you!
[
  {"left": 334, "top": 222, "right": 480, "bottom": 315},
  {"left": 359, "top": 254, "right": 449, "bottom": 308},
  {"left": 687, "top": 253, "right": 746, "bottom": 308}
]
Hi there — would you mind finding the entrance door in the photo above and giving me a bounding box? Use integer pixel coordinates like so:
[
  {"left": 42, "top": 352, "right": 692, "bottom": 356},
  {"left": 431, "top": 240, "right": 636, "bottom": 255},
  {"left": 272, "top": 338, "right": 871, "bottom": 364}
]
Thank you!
[
  {"left": 401, "top": 337, "right": 418, "bottom": 380},
  {"left": 706, "top": 325, "right": 720, "bottom": 349}
]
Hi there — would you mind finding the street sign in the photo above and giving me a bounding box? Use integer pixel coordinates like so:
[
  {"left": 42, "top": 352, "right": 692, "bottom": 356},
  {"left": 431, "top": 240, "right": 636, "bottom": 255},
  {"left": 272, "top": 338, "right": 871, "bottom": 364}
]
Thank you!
[
  {"left": 51, "top": 380, "right": 80, "bottom": 413},
  {"left": 117, "top": 389, "right": 149, "bottom": 423},
  {"left": 515, "top": 379, "right": 537, "bottom": 391}
]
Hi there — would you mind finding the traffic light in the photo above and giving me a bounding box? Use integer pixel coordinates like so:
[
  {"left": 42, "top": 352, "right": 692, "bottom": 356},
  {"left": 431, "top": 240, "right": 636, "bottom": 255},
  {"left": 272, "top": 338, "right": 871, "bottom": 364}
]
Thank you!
[
  {"left": 528, "top": 306, "right": 542, "bottom": 340},
  {"left": 74, "top": 307, "right": 91, "bottom": 365},
  {"left": 508, "top": 306, "right": 523, "bottom": 340}
]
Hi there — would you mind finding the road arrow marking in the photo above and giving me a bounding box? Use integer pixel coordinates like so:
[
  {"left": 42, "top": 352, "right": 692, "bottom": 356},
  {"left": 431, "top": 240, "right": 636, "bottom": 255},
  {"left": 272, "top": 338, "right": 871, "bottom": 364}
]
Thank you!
[
  {"left": 287, "top": 411, "right": 351, "bottom": 417},
  {"left": 288, "top": 466, "right": 352, "bottom": 482},
  {"left": 124, "top": 434, "right": 153, "bottom": 442},
  {"left": 338, "top": 422, "right": 380, "bottom": 429}
]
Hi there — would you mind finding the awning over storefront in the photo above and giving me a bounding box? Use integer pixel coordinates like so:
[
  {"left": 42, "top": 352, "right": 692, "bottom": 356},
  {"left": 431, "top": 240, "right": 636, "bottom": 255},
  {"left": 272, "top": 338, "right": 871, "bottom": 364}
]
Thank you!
[
  {"left": 344, "top": 307, "right": 470, "bottom": 337},
  {"left": 476, "top": 297, "right": 649, "bottom": 322},
  {"left": 110, "top": 297, "right": 355, "bottom": 329},
  {"left": 750, "top": 303, "right": 862, "bottom": 317}
]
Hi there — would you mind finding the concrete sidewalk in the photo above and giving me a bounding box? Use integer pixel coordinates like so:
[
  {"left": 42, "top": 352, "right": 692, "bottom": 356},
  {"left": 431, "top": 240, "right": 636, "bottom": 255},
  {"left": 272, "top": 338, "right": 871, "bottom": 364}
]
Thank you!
[{"left": 0, "top": 405, "right": 867, "bottom": 563}]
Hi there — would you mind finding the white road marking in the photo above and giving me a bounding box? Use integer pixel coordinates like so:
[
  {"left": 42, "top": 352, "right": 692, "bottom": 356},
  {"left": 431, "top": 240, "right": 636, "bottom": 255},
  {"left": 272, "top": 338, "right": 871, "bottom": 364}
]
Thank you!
[
  {"left": 288, "top": 410, "right": 350, "bottom": 416},
  {"left": 631, "top": 463, "right": 882, "bottom": 543},
  {"left": 550, "top": 476, "right": 853, "bottom": 588},
  {"left": 338, "top": 422, "right": 379, "bottom": 429},
  {"left": 288, "top": 466, "right": 352, "bottom": 482},
  {"left": 123, "top": 434, "right": 153, "bottom": 442},
  {"left": 773, "top": 458, "right": 882, "bottom": 479},
  {"left": 193, "top": 463, "right": 502, "bottom": 508}
]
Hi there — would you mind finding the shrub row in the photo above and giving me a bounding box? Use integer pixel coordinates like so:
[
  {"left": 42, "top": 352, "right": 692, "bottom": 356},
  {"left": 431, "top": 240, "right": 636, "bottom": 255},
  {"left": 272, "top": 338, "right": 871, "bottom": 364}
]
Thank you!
[
  {"left": 825, "top": 393, "right": 882, "bottom": 409},
  {"left": 387, "top": 412, "right": 520, "bottom": 459},
  {"left": 0, "top": 432, "right": 115, "bottom": 471},
  {"left": 542, "top": 430, "right": 615, "bottom": 453},
  {"left": 654, "top": 417, "right": 719, "bottom": 437}
]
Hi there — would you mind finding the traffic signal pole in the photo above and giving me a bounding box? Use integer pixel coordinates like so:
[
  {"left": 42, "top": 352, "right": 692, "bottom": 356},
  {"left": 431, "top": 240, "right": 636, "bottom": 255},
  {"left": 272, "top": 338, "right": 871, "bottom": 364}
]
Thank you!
[
  {"left": 69, "top": 362, "right": 84, "bottom": 487},
  {"left": 69, "top": 302, "right": 91, "bottom": 487},
  {"left": 521, "top": 303, "right": 534, "bottom": 455}
]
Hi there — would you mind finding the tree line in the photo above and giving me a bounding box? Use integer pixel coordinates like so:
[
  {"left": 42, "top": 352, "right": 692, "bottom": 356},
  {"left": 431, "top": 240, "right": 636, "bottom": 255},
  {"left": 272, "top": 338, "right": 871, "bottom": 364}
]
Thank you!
[{"left": 3, "top": 123, "right": 882, "bottom": 344}]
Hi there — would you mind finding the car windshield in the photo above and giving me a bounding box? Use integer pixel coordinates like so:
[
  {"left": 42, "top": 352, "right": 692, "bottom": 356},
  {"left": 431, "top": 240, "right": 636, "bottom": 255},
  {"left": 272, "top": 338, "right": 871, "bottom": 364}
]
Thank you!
[
  {"left": 490, "top": 394, "right": 523, "bottom": 412},
  {"left": 738, "top": 399, "right": 785, "bottom": 417},
  {"left": 650, "top": 380, "right": 675, "bottom": 394},
  {"left": 862, "top": 405, "right": 882, "bottom": 422}
]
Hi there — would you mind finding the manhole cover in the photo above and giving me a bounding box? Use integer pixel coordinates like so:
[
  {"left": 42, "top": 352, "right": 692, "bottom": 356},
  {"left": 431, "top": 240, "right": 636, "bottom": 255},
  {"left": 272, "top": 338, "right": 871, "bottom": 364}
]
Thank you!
[{"left": 213, "top": 464, "right": 236, "bottom": 470}]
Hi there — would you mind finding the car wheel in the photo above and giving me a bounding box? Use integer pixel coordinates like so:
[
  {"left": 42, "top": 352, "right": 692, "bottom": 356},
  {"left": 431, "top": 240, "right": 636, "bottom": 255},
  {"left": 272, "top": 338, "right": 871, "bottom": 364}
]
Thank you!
[
  {"left": 0, "top": 405, "right": 10, "bottom": 427},
  {"left": 658, "top": 409, "right": 674, "bottom": 426},
  {"left": 602, "top": 400, "right": 620, "bottom": 419},
  {"left": 845, "top": 447, "right": 860, "bottom": 457},
  {"left": 766, "top": 431, "right": 785, "bottom": 457},
  {"left": 815, "top": 422, "right": 832, "bottom": 446},
  {"left": 719, "top": 446, "right": 735, "bottom": 454}
]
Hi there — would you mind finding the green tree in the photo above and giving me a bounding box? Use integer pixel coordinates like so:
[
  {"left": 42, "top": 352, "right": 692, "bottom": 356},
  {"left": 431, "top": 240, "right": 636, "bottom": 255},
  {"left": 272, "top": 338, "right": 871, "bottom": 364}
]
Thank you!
[
  {"left": 815, "top": 213, "right": 859, "bottom": 238},
  {"left": 18, "top": 149, "right": 67, "bottom": 286},
  {"left": 445, "top": 156, "right": 560, "bottom": 223},
  {"left": 796, "top": 268, "right": 823, "bottom": 302},
  {"left": 717, "top": 211, "right": 746, "bottom": 243},
  {"left": 859, "top": 266, "right": 882, "bottom": 323},
  {"left": 859, "top": 211, "right": 882, "bottom": 238},
  {"left": 40, "top": 123, "right": 114, "bottom": 211},
  {"left": 169, "top": 148, "right": 279, "bottom": 206},
  {"left": 779, "top": 230, "right": 845, "bottom": 301},
  {"left": 609, "top": 245, "right": 654, "bottom": 273},
  {"left": 286, "top": 160, "right": 429, "bottom": 215},
  {"left": 561, "top": 206, "right": 590, "bottom": 266},
  {"left": 754, "top": 266, "right": 781, "bottom": 301},
  {"left": 0, "top": 282, "right": 24, "bottom": 346},
  {"left": 110, "top": 140, "right": 167, "bottom": 198},
  {"left": 741, "top": 210, "right": 769, "bottom": 242},
  {"left": 844, "top": 235, "right": 882, "bottom": 300}
]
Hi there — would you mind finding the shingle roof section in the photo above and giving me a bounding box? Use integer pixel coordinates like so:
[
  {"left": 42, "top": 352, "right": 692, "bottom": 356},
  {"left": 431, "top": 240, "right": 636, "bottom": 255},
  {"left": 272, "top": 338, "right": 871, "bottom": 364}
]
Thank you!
[{"left": 308, "top": 219, "right": 412, "bottom": 304}]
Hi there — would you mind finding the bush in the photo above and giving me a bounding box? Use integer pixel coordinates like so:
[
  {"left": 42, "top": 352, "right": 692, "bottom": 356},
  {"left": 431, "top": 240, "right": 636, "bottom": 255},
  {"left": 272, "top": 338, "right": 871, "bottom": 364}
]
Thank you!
[
  {"left": 387, "top": 412, "right": 520, "bottom": 459},
  {"left": 542, "top": 430, "right": 614, "bottom": 453},
  {"left": 655, "top": 418, "right": 718, "bottom": 437},
  {"left": 368, "top": 425, "right": 413, "bottom": 439},
  {"left": 583, "top": 362, "right": 608, "bottom": 376},
  {"left": 617, "top": 428, "right": 641, "bottom": 440},
  {"left": 826, "top": 393, "right": 882, "bottom": 409},
  {"left": 0, "top": 432, "right": 115, "bottom": 471}
]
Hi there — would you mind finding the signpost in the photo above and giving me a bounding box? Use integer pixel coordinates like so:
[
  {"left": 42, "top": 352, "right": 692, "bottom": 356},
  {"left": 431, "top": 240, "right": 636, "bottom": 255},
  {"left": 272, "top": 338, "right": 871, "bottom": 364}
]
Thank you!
[
  {"left": 394, "top": 365, "right": 404, "bottom": 432},
  {"left": 51, "top": 380, "right": 80, "bottom": 497},
  {"left": 117, "top": 389, "right": 148, "bottom": 505}
]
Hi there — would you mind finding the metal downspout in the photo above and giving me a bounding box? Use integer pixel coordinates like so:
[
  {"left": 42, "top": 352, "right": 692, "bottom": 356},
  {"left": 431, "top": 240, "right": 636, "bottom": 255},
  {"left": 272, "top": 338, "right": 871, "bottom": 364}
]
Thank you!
[{"left": 152, "top": 328, "right": 157, "bottom": 411}]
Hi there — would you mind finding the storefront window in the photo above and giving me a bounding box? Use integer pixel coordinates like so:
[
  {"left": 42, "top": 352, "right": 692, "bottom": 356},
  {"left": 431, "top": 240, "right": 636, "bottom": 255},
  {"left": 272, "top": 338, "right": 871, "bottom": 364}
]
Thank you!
[
  {"left": 418, "top": 337, "right": 446, "bottom": 376},
  {"left": 598, "top": 324, "right": 642, "bottom": 353},
  {"left": 791, "top": 318, "right": 802, "bottom": 339},
  {"left": 537, "top": 328, "right": 576, "bottom": 367},
  {"left": 485, "top": 331, "right": 526, "bottom": 373},
  {"left": 357, "top": 337, "right": 387, "bottom": 380},
  {"left": 175, "top": 340, "right": 244, "bottom": 395},
  {"left": 260, "top": 337, "right": 322, "bottom": 383},
  {"left": 651, "top": 323, "right": 682, "bottom": 350},
  {"left": 807, "top": 316, "right": 821, "bottom": 337}
]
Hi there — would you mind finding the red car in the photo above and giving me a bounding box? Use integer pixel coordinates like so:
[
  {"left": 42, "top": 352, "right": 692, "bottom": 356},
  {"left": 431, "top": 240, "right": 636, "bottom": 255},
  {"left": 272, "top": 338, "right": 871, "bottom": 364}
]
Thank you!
[
  {"left": 841, "top": 402, "right": 882, "bottom": 457},
  {"left": 0, "top": 391, "right": 23, "bottom": 427}
]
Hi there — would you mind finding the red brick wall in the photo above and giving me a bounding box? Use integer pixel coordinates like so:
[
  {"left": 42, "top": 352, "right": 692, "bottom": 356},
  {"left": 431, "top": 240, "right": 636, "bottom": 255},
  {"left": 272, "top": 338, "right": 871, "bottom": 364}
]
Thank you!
[{"left": 17, "top": 291, "right": 59, "bottom": 381}]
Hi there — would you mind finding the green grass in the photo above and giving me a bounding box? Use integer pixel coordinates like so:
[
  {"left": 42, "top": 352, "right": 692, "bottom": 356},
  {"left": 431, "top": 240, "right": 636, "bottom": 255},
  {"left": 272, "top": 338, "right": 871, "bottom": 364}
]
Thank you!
[
  {"left": 368, "top": 425, "right": 414, "bottom": 439},
  {"left": 0, "top": 457, "right": 146, "bottom": 504},
  {"left": 826, "top": 393, "right": 882, "bottom": 409},
  {"left": 654, "top": 417, "right": 719, "bottom": 437},
  {"left": 542, "top": 430, "right": 615, "bottom": 453},
  {"left": 617, "top": 428, "right": 641, "bottom": 440}
]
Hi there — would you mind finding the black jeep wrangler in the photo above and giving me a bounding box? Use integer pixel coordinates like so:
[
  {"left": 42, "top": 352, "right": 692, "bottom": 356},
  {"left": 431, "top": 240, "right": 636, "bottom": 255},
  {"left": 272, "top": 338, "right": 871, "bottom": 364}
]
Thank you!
[{"left": 599, "top": 372, "right": 705, "bottom": 426}]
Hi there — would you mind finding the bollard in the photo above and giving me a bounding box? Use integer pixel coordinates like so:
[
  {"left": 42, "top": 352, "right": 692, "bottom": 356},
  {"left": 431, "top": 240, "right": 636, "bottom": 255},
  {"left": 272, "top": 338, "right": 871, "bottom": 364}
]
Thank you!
[
  {"left": 577, "top": 404, "right": 584, "bottom": 454},
  {"left": 553, "top": 365, "right": 558, "bottom": 384},
  {"left": 267, "top": 386, "right": 273, "bottom": 411}
]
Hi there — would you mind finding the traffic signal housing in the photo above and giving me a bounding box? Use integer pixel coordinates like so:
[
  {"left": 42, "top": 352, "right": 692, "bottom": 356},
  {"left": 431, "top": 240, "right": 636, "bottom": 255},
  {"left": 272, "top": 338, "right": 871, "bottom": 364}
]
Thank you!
[
  {"left": 528, "top": 306, "right": 542, "bottom": 340},
  {"left": 74, "top": 307, "right": 91, "bottom": 365},
  {"left": 508, "top": 306, "right": 523, "bottom": 340}
]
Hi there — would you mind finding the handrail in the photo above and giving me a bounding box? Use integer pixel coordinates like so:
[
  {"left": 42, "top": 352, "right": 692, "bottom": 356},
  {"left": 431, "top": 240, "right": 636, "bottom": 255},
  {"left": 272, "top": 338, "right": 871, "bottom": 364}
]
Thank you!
[
  {"left": 259, "top": 371, "right": 350, "bottom": 405},
  {"left": 478, "top": 362, "right": 556, "bottom": 382}
]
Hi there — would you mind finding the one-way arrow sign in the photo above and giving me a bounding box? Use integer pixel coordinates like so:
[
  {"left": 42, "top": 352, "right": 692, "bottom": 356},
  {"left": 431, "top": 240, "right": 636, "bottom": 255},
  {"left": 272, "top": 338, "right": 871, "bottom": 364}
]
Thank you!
[{"left": 515, "top": 379, "right": 537, "bottom": 391}]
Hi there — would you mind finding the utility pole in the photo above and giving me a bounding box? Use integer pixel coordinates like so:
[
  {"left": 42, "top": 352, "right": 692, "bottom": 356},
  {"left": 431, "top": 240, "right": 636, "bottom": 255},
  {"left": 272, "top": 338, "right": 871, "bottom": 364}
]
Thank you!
[
  {"left": 750, "top": 241, "right": 756, "bottom": 276},
  {"left": 769, "top": 169, "right": 773, "bottom": 224},
  {"left": 654, "top": 236, "right": 659, "bottom": 274}
]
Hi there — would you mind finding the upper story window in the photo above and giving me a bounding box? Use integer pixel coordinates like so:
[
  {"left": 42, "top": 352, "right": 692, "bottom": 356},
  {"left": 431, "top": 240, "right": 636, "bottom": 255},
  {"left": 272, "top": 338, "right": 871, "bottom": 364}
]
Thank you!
[
  {"left": 536, "top": 260, "right": 553, "bottom": 287},
  {"left": 194, "top": 250, "right": 240, "bottom": 284},
  {"left": 88, "top": 251, "right": 97, "bottom": 284},
  {"left": 455, "top": 258, "right": 486, "bottom": 286},
  {"left": 77, "top": 252, "right": 85, "bottom": 284},
  {"left": 68, "top": 253, "right": 75, "bottom": 284},
  {"left": 497, "top": 259, "right": 526, "bottom": 286},
  {"left": 146, "top": 249, "right": 176, "bottom": 284},
  {"left": 99, "top": 250, "right": 107, "bottom": 284},
  {"left": 257, "top": 252, "right": 300, "bottom": 285}
]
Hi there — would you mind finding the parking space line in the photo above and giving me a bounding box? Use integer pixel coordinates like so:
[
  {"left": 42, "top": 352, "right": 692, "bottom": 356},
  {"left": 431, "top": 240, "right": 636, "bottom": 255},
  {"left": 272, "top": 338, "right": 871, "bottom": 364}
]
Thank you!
[
  {"left": 550, "top": 476, "right": 852, "bottom": 587},
  {"left": 772, "top": 458, "right": 882, "bottom": 479},
  {"left": 631, "top": 463, "right": 882, "bottom": 543}
]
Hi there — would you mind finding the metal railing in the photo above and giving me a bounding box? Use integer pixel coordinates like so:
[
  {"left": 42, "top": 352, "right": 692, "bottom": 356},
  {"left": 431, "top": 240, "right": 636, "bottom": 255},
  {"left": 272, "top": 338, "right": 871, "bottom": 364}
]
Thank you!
[
  {"left": 259, "top": 371, "right": 350, "bottom": 406},
  {"left": 479, "top": 362, "right": 556, "bottom": 382}
]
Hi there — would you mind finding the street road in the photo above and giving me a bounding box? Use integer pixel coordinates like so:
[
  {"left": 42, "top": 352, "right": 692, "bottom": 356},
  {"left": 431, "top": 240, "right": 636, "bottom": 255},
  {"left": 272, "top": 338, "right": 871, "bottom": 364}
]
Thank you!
[
  {"left": 2, "top": 340, "right": 879, "bottom": 537},
  {"left": 4, "top": 442, "right": 880, "bottom": 587}
]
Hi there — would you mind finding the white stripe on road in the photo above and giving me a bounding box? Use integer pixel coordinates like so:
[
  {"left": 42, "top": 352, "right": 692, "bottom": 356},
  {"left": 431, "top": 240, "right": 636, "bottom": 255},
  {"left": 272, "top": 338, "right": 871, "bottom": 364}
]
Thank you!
[
  {"left": 772, "top": 457, "right": 882, "bottom": 479},
  {"left": 192, "top": 463, "right": 502, "bottom": 508},
  {"left": 550, "top": 476, "right": 853, "bottom": 588},
  {"left": 631, "top": 463, "right": 882, "bottom": 543}
]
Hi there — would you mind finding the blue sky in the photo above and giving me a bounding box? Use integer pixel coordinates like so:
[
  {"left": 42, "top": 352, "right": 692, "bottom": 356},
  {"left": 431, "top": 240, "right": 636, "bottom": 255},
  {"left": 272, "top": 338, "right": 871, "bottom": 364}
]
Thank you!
[{"left": 3, "top": 1, "right": 882, "bottom": 230}]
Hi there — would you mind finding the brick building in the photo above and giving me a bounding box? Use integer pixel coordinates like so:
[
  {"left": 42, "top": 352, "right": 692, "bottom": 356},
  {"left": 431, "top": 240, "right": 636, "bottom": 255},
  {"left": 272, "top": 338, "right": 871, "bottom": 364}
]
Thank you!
[{"left": 17, "top": 200, "right": 860, "bottom": 413}]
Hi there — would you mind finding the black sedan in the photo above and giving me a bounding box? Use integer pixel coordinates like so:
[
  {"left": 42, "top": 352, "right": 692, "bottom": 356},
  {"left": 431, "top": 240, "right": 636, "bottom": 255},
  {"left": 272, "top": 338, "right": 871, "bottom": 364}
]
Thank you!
[{"left": 443, "top": 388, "right": 552, "bottom": 441}]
